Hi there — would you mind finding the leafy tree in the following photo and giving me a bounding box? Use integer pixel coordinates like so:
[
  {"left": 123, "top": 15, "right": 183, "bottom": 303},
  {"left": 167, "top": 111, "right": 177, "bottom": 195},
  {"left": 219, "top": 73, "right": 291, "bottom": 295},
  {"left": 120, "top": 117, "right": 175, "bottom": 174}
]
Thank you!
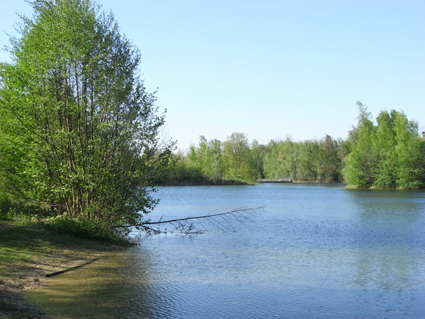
[
  {"left": 263, "top": 138, "right": 299, "bottom": 180},
  {"left": 262, "top": 140, "right": 280, "bottom": 180},
  {"left": 296, "top": 140, "right": 319, "bottom": 181},
  {"left": 223, "top": 133, "right": 257, "bottom": 182},
  {"left": 342, "top": 102, "right": 377, "bottom": 188},
  {"left": 263, "top": 136, "right": 343, "bottom": 182},
  {"left": 250, "top": 139, "right": 266, "bottom": 179},
  {"left": 373, "top": 110, "right": 397, "bottom": 188},
  {"left": 393, "top": 112, "right": 425, "bottom": 189},
  {"left": 158, "top": 152, "right": 204, "bottom": 185},
  {"left": 317, "top": 135, "right": 341, "bottom": 182},
  {"left": 189, "top": 136, "right": 224, "bottom": 181},
  {"left": 343, "top": 105, "right": 424, "bottom": 189},
  {"left": 0, "top": 0, "right": 174, "bottom": 235}
]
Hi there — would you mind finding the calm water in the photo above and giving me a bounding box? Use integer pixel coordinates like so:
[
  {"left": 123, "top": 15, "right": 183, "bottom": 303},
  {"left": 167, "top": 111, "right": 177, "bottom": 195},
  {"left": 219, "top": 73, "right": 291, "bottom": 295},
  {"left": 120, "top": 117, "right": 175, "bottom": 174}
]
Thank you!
[{"left": 30, "top": 184, "right": 425, "bottom": 318}]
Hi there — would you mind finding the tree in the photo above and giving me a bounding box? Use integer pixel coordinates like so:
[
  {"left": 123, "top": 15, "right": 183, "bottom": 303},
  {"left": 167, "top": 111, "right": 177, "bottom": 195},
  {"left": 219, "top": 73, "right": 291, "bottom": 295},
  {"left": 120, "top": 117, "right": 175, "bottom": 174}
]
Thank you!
[
  {"left": 373, "top": 110, "right": 397, "bottom": 188},
  {"left": 262, "top": 140, "right": 280, "bottom": 180},
  {"left": 393, "top": 112, "right": 425, "bottom": 189},
  {"left": 342, "top": 102, "right": 377, "bottom": 188},
  {"left": 189, "top": 136, "right": 224, "bottom": 181},
  {"left": 263, "top": 138, "right": 299, "bottom": 180},
  {"left": 342, "top": 104, "right": 424, "bottom": 189},
  {"left": 317, "top": 135, "right": 341, "bottom": 182},
  {"left": 250, "top": 139, "right": 266, "bottom": 179},
  {"left": 296, "top": 140, "right": 319, "bottom": 181},
  {"left": 223, "top": 133, "right": 257, "bottom": 182},
  {"left": 0, "top": 0, "right": 174, "bottom": 236}
]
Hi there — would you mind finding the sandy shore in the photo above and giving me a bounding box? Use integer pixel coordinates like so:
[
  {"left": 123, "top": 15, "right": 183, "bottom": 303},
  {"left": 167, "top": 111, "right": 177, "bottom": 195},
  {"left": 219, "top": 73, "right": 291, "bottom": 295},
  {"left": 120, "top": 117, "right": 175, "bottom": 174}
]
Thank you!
[{"left": 0, "top": 220, "right": 123, "bottom": 319}]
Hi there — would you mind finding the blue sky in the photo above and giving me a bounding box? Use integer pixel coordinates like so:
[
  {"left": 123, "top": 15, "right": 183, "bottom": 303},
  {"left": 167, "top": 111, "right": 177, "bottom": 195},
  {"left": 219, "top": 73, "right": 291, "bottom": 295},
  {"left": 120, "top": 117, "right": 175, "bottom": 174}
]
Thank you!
[{"left": 1, "top": 0, "right": 424, "bottom": 151}]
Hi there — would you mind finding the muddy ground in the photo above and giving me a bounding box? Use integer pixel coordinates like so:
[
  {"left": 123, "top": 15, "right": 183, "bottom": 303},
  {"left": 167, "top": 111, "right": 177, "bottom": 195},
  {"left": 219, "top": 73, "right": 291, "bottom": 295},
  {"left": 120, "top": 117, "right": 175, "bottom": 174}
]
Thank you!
[{"left": 0, "top": 221, "right": 122, "bottom": 319}]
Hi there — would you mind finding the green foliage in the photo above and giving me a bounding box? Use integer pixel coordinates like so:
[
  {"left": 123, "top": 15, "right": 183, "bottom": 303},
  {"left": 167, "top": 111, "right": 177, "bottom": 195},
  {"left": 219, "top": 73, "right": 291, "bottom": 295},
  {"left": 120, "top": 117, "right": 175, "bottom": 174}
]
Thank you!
[
  {"left": 163, "top": 108, "right": 423, "bottom": 189},
  {"left": 190, "top": 136, "right": 225, "bottom": 181},
  {"left": 158, "top": 153, "right": 206, "bottom": 185},
  {"left": 0, "top": 209, "right": 13, "bottom": 221},
  {"left": 342, "top": 103, "right": 377, "bottom": 188},
  {"left": 343, "top": 104, "right": 425, "bottom": 189},
  {"left": 40, "top": 213, "right": 115, "bottom": 241},
  {"left": 162, "top": 134, "right": 262, "bottom": 185},
  {"left": 317, "top": 135, "right": 342, "bottom": 182},
  {"left": 263, "top": 138, "right": 298, "bottom": 180},
  {"left": 169, "top": 132, "right": 347, "bottom": 185},
  {"left": 373, "top": 110, "right": 397, "bottom": 188},
  {"left": 393, "top": 112, "right": 425, "bottom": 189},
  {"left": 250, "top": 139, "right": 266, "bottom": 179},
  {"left": 296, "top": 140, "right": 319, "bottom": 181},
  {"left": 262, "top": 136, "right": 343, "bottom": 182},
  {"left": 223, "top": 133, "right": 258, "bottom": 183},
  {"left": 0, "top": 0, "right": 174, "bottom": 236}
]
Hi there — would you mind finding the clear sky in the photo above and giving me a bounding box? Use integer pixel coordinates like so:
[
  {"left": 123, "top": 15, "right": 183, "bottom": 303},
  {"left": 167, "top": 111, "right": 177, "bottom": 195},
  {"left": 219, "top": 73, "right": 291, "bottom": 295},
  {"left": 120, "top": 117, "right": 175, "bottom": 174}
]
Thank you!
[{"left": 1, "top": 0, "right": 424, "bottom": 152}]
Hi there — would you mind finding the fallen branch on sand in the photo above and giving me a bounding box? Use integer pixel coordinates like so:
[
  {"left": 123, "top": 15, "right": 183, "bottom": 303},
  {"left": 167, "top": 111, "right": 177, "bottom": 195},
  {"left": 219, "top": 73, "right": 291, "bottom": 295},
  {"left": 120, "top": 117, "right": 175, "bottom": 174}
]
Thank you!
[{"left": 46, "top": 258, "right": 99, "bottom": 277}]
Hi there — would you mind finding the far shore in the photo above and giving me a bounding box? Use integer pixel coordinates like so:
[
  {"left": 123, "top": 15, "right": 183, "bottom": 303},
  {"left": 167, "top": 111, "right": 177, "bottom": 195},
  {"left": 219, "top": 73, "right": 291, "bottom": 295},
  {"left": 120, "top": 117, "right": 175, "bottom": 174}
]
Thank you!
[{"left": 160, "top": 180, "right": 347, "bottom": 186}]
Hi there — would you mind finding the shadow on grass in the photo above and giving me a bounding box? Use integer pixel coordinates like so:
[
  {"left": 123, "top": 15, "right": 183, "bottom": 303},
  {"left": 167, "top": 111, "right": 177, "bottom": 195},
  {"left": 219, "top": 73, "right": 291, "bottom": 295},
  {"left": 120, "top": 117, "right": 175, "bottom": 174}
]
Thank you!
[
  {"left": 0, "top": 220, "right": 125, "bottom": 318},
  {"left": 0, "top": 286, "right": 50, "bottom": 319}
]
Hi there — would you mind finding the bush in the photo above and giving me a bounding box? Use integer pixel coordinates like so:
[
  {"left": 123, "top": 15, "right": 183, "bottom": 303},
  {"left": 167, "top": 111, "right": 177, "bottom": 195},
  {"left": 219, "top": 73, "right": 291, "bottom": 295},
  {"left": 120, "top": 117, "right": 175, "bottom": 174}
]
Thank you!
[{"left": 40, "top": 214, "right": 122, "bottom": 242}]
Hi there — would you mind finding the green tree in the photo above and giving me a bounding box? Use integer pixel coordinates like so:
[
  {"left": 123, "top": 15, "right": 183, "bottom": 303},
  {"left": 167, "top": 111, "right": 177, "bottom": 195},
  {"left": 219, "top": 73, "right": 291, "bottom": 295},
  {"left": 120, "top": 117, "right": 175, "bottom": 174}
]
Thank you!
[
  {"left": 393, "top": 112, "right": 425, "bottom": 189},
  {"left": 297, "top": 140, "right": 319, "bottom": 181},
  {"left": 317, "top": 135, "right": 341, "bottom": 182},
  {"left": 223, "top": 133, "right": 257, "bottom": 182},
  {"left": 262, "top": 140, "right": 280, "bottom": 180},
  {"left": 373, "top": 110, "right": 397, "bottom": 188},
  {"left": 343, "top": 104, "right": 424, "bottom": 189},
  {"left": 263, "top": 138, "right": 299, "bottom": 180},
  {"left": 250, "top": 139, "right": 266, "bottom": 179},
  {"left": 158, "top": 152, "right": 204, "bottom": 185},
  {"left": 342, "top": 102, "right": 377, "bottom": 188},
  {"left": 189, "top": 136, "right": 224, "bottom": 181},
  {"left": 0, "top": 0, "right": 174, "bottom": 234}
]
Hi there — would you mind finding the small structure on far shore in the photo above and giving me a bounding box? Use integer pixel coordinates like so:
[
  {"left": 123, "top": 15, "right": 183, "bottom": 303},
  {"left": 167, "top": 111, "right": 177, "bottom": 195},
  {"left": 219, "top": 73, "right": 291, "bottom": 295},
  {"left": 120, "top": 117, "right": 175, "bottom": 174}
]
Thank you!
[{"left": 258, "top": 178, "right": 293, "bottom": 183}]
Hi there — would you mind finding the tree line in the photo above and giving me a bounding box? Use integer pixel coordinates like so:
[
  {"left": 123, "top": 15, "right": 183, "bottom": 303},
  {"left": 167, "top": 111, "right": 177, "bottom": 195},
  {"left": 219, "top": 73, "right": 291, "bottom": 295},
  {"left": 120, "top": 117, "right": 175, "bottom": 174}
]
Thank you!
[
  {"left": 160, "top": 133, "right": 346, "bottom": 185},
  {"left": 161, "top": 103, "right": 425, "bottom": 189}
]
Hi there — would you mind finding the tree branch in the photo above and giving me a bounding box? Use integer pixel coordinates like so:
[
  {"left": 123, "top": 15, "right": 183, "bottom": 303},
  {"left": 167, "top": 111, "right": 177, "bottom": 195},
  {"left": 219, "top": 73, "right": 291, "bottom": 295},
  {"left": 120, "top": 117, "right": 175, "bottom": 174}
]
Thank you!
[
  {"left": 116, "top": 206, "right": 264, "bottom": 234},
  {"left": 46, "top": 258, "right": 99, "bottom": 277}
]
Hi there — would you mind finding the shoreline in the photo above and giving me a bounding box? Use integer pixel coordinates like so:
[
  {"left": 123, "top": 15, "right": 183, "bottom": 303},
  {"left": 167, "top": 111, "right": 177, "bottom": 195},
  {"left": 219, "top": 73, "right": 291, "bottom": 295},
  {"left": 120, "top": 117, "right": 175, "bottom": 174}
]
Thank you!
[{"left": 0, "top": 219, "right": 124, "bottom": 318}]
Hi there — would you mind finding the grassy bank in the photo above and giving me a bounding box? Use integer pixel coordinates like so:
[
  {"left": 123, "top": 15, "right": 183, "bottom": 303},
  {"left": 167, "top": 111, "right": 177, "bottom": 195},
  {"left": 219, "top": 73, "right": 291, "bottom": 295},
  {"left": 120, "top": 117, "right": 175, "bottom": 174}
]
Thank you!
[{"left": 0, "top": 217, "right": 125, "bottom": 319}]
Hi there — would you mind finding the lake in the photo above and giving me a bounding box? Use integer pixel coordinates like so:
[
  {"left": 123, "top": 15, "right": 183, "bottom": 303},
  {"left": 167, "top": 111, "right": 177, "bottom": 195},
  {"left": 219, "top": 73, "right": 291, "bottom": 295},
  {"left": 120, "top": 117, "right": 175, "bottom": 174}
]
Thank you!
[{"left": 30, "top": 183, "right": 425, "bottom": 318}]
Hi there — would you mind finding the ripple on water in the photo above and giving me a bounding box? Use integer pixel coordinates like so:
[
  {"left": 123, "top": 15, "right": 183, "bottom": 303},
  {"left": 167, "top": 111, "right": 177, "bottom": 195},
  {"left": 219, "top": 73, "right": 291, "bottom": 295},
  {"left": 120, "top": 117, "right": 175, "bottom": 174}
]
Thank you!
[{"left": 28, "top": 185, "right": 425, "bottom": 318}]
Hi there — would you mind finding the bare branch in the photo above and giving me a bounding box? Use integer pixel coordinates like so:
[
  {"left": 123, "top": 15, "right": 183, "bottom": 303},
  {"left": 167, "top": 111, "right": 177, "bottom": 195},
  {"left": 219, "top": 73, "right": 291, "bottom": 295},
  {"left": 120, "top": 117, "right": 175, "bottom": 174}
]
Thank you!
[
  {"left": 117, "top": 206, "right": 264, "bottom": 235},
  {"left": 118, "top": 206, "right": 264, "bottom": 227}
]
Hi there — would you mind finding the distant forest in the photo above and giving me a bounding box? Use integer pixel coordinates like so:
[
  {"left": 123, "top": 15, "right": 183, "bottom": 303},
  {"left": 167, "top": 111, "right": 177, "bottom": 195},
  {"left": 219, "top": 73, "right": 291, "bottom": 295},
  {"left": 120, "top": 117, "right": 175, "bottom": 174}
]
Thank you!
[{"left": 160, "top": 104, "right": 425, "bottom": 189}]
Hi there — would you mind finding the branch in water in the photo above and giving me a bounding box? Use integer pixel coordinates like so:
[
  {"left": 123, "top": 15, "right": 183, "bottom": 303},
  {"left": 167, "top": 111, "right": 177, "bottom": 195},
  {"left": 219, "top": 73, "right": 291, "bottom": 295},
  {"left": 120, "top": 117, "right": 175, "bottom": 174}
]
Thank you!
[{"left": 116, "top": 206, "right": 265, "bottom": 235}]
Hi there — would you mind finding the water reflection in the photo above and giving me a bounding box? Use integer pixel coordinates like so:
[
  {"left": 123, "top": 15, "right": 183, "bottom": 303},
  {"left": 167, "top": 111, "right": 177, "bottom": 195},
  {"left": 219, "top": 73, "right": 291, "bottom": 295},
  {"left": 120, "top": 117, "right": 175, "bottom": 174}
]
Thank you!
[
  {"left": 345, "top": 188, "right": 424, "bottom": 247},
  {"left": 343, "top": 189, "right": 425, "bottom": 317},
  {"left": 29, "top": 249, "right": 180, "bottom": 319}
]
